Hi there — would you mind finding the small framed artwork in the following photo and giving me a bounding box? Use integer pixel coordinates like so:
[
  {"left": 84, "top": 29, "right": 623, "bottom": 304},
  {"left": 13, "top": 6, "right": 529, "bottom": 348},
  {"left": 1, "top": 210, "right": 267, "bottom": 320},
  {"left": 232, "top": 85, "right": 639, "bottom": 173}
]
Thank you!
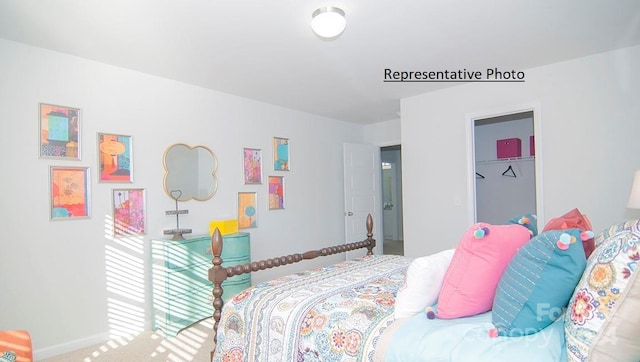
[
  {"left": 273, "top": 137, "right": 289, "bottom": 171},
  {"left": 242, "top": 147, "right": 262, "bottom": 184},
  {"left": 49, "top": 166, "right": 90, "bottom": 220},
  {"left": 39, "top": 103, "right": 81, "bottom": 160},
  {"left": 238, "top": 192, "right": 258, "bottom": 229},
  {"left": 112, "top": 188, "right": 146, "bottom": 237},
  {"left": 98, "top": 133, "right": 133, "bottom": 182},
  {"left": 268, "top": 176, "right": 285, "bottom": 210}
]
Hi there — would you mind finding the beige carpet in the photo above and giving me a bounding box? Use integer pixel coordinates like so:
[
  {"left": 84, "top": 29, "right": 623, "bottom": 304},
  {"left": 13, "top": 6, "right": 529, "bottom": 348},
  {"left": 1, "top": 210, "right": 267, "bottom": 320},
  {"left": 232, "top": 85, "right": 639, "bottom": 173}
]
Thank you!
[{"left": 41, "top": 319, "right": 215, "bottom": 362}]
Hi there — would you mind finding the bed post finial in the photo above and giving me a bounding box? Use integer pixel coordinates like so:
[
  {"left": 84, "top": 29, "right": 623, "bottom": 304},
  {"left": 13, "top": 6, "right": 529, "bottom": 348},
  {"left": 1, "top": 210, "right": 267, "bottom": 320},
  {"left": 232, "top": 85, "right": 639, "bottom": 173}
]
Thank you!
[
  {"left": 366, "top": 213, "right": 373, "bottom": 238},
  {"left": 209, "top": 227, "right": 226, "bottom": 357},
  {"left": 366, "top": 213, "right": 375, "bottom": 255}
]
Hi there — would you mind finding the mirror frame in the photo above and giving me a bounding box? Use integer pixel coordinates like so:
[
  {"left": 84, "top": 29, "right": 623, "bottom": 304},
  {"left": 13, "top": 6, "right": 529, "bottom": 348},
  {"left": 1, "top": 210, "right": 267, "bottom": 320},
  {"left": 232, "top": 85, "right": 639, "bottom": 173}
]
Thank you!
[{"left": 162, "top": 143, "right": 218, "bottom": 202}]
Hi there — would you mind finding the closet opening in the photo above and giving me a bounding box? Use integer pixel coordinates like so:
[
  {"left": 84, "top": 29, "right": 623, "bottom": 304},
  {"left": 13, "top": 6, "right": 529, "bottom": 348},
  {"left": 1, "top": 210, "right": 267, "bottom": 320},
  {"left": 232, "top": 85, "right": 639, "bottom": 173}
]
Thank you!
[{"left": 472, "top": 110, "right": 541, "bottom": 224}]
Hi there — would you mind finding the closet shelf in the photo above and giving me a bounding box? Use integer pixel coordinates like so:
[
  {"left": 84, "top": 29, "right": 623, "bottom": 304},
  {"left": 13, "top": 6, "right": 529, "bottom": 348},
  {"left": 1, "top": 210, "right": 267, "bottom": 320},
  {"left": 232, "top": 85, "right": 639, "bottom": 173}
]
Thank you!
[{"left": 475, "top": 156, "right": 535, "bottom": 165}]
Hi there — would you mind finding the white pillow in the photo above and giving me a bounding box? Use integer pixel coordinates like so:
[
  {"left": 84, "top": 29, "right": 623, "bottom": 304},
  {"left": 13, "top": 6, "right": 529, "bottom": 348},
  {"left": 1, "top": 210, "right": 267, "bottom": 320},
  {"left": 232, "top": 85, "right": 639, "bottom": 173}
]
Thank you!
[{"left": 394, "top": 249, "right": 455, "bottom": 319}]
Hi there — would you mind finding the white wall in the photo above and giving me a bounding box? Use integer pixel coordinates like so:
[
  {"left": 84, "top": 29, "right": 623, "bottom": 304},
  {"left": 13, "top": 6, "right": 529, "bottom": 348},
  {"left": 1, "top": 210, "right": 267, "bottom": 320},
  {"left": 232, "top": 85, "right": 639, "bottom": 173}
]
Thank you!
[
  {"left": 401, "top": 45, "right": 640, "bottom": 257},
  {"left": 0, "top": 39, "right": 367, "bottom": 358},
  {"left": 363, "top": 118, "right": 401, "bottom": 147}
]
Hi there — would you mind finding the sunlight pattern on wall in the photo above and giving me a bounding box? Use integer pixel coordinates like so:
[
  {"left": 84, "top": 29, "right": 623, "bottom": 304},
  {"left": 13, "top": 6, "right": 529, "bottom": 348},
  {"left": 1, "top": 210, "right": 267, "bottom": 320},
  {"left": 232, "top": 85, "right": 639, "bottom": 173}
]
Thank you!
[{"left": 65, "top": 215, "right": 213, "bottom": 361}]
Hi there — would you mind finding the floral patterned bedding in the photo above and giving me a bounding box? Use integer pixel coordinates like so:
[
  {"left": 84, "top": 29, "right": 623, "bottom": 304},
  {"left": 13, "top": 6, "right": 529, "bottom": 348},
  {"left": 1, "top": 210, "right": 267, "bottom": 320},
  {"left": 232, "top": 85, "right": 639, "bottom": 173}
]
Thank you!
[{"left": 212, "top": 254, "right": 411, "bottom": 362}]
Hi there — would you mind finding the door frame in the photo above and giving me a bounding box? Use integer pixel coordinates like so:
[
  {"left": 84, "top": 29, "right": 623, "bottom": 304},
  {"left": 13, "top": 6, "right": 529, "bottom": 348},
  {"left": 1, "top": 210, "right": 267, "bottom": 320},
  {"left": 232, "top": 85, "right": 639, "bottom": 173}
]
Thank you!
[
  {"left": 381, "top": 145, "right": 403, "bottom": 241},
  {"left": 376, "top": 141, "right": 403, "bottom": 254},
  {"left": 465, "top": 102, "right": 545, "bottom": 226}
]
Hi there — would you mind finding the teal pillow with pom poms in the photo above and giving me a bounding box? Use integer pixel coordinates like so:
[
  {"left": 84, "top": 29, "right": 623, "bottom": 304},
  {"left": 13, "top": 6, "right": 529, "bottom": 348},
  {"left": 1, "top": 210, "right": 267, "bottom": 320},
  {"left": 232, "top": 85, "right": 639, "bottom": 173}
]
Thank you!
[
  {"left": 490, "top": 228, "right": 591, "bottom": 337},
  {"left": 507, "top": 213, "right": 538, "bottom": 237}
]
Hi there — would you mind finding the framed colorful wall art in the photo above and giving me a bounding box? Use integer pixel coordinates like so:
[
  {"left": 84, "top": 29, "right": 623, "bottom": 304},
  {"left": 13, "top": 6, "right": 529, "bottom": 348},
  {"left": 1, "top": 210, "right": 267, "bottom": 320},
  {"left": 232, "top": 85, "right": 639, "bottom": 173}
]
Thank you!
[
  {"left": 273, "top": 137, "right": 289, "bottom": 171},
  {"left": 268, "top": 176, "right": 285, "bottom": 210},
  {"left": 238, "top": 192, "right": 257, "bottom": 229},
  {"left": 49, "top": 166, "right": 90, "bottom": 220},
  {"left": 98, "top": 133, "right": 133, "bottom": 182},
  {"left": 242, "top": 147, "right": 262, "bottom": 184},
  {"left": 112, "top": 188, "right": 146, "bottom": 237},
  {"left": 39, "top": 103, "right": 81, "bottom": 160}
]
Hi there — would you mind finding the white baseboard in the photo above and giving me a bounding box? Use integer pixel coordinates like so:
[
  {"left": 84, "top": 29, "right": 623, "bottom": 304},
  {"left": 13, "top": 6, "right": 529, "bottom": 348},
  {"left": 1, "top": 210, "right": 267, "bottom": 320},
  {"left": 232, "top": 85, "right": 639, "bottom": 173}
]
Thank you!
[
  {"left": 34, "top": 321, "right": 153, "bottom": 360},
  {"left": 34, "top": 331, "right": 110, "bottom": 360}
]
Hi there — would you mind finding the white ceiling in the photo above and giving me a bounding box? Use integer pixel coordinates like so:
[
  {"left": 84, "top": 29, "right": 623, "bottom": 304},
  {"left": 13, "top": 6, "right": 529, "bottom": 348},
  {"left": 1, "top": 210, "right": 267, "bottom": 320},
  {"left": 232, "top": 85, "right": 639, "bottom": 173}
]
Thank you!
[{"left": 1, "top": 0, "right": 639, "bottom": 125}]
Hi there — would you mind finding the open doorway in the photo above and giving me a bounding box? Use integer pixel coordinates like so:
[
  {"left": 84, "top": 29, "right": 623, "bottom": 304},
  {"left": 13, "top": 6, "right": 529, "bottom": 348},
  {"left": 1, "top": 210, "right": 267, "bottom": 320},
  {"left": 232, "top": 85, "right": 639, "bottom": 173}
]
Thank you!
[{"left": 381, "top": 145, "right": 404, "bottom": 255}]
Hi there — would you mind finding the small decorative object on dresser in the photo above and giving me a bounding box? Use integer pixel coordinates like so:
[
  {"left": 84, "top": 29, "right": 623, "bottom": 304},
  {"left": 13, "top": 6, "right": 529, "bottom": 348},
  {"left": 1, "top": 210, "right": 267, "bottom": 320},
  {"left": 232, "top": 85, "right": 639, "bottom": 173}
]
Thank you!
[
  {"left": 151, "top": 232, "right": 250, "bottom": 337},
  {"left": 163, "top": 189, "right": 191, "bottom": 241}
]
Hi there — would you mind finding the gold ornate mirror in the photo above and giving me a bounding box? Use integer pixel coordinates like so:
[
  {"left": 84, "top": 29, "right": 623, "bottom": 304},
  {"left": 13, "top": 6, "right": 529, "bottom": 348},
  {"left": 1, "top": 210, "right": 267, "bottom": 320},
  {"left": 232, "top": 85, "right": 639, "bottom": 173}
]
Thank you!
[{"left": 163, "top": 143, "right": 218, "bottom": 202}]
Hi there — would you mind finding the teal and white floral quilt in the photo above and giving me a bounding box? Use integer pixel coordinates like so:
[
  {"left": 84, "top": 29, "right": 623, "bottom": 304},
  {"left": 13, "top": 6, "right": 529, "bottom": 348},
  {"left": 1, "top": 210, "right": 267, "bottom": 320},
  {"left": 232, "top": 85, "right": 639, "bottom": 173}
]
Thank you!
[{"left": 212, "top": 255, "right": 410, "bottom": 362}]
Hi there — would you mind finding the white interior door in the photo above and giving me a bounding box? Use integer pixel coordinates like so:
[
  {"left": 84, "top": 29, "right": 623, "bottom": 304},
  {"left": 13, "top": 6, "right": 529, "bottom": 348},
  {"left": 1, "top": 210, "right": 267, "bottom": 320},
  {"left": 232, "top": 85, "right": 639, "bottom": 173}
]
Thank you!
[{"left": 343, "top": 143, "right": 382, "bottom": 257}]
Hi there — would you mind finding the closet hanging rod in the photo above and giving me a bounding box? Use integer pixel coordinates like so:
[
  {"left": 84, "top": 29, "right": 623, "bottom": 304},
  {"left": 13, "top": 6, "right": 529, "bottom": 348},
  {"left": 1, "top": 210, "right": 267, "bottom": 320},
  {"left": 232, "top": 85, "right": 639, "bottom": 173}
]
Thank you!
[{"left": 475, "top": 156, "right": 535, "bottom": 165}]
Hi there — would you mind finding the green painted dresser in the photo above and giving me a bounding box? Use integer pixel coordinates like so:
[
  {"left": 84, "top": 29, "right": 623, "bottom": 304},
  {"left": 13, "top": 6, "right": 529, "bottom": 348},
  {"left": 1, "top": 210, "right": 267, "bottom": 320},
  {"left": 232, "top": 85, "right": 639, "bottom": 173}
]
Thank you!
[{"left": 151, "top": 232, "right": 251, "bottom": 337}]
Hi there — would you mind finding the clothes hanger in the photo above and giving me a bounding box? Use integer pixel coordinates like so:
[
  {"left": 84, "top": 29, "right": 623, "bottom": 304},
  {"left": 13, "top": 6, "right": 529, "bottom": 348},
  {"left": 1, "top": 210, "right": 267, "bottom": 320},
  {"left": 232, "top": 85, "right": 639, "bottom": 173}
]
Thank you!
[
  {"left": 502, "top": 165, "right": 517, "bottom": 177},
  {"left": 476, "top": 172, "right": 485, "bottom": 179}
]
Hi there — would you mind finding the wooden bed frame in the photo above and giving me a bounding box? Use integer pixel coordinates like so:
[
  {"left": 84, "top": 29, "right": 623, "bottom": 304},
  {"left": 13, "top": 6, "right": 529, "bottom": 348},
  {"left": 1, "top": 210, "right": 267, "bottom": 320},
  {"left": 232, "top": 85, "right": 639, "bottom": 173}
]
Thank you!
[{"left": 207, "top": 214, "right": 376, "bottom": 354}]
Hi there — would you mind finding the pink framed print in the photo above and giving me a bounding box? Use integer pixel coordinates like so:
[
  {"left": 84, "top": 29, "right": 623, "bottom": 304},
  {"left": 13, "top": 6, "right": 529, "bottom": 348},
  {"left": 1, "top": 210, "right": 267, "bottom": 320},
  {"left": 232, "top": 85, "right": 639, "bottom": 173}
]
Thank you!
[
  {"left": 242, "top": 147, "right": 262, "bottom": 184},
  {"left": 112, "top": 188, "right": 146, "bottom": 237}
]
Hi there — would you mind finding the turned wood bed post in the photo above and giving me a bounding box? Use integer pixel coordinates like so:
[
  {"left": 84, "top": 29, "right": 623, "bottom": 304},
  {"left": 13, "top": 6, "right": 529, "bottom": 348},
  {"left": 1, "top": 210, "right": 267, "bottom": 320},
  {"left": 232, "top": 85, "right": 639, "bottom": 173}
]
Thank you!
[
  {"left": 209, "top": 228, "right": 225, "bottom": 358},
  {"left": 208, "top": 213, "right": 376, "bottom": 358},
  {"left": 365, "top": 213, "right": 376, "bottom": 255}
]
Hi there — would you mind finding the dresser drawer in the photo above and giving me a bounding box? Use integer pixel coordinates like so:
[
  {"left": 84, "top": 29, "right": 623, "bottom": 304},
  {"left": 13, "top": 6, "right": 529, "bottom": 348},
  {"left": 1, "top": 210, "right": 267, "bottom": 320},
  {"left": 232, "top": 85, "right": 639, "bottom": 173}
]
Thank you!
[
  {"left": 166, "top": 284, "right": 213, "bottom": 323},
  {"left": 165, "top": 263, "right": 210, "bottom": 295},
  {"left": 152, "top": 232, "right": 251, "bottom": 336},
  {"left": 164, "top": 264, "right": 250, "bottom": 296},
  {"left": 165, "top": 274, "right": 251, "bottom": 319},
  {"left": 220, "top": 233, "right": 250, "bottom": 259},
  {"left": 161, "top": 237, "right": 211, "bottom": 271},
  {"left": 158, "top": 233, "right": 250, "bottom": 270},
  {"left": 155, "top": 285, "right": 212, "bottom": 336},
  {"left": 221, "top": 275, "right": 252, "bottom": 301}
]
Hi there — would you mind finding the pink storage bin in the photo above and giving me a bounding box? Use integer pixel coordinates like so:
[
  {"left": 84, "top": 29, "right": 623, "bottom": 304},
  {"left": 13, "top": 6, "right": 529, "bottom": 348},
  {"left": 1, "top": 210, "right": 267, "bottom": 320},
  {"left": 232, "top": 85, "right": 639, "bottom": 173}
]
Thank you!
[
  {"left": 496, "top": 138, "right": 522, "bottom": 159},
  {"left": 530, "top": 135, "right": 535, "bottom": 156}
]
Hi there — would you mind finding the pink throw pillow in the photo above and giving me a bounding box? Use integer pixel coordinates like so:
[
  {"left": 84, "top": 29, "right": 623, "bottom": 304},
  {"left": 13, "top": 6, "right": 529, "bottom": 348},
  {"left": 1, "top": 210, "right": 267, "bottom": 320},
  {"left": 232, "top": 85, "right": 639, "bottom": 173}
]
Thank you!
[
  {"left": 542, "top": 208, "right": 594, "bottom": 258},
  {"left": 436, "top": 223, "right": 531, "bottom": 319}
]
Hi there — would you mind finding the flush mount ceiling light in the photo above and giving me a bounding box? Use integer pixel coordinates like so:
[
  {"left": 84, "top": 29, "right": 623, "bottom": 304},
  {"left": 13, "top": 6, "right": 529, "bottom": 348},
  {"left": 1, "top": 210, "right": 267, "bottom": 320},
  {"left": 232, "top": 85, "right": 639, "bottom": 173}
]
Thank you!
[{"left": 311, "top": 6, "right": 346, "bottom": 39}]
